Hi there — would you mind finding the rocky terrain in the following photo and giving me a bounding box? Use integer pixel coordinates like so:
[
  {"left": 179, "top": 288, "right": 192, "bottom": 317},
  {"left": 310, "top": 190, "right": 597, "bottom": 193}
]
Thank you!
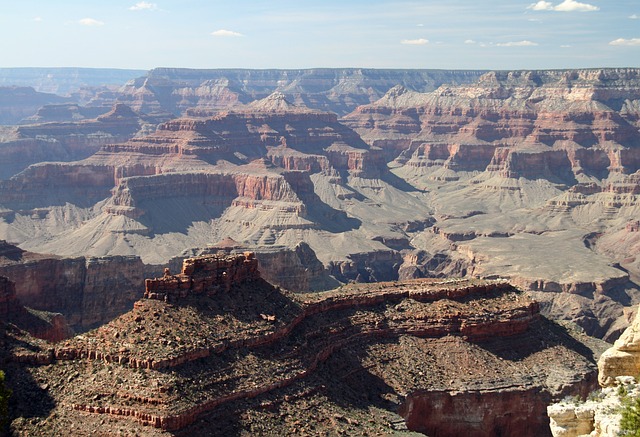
[
  {"left": 0, "top": 87, "right": 71, "bottom": 125},
  {"left": 0, "top": 103, "right": 159, "bottom": 180},
  {"left": 0, "top": 68, "right": 639, "bottom": 341},
  {"left": 2, "top": 253, "right": 607, "bottom": 436},
  {"left": 547, "top": 301, "right": 640, "bottom": 437},
  {"left": 117, "top": 68, "right": 486, "bottom": 117}
]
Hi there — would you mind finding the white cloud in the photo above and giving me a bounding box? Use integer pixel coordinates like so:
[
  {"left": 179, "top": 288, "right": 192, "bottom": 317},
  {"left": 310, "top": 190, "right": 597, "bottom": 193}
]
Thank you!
[
  {"left": 129, "top": 2, "right": 158, "bottom": 11},
  {"left": 528, "top": 1, "right": 554, "bottom": 10},
  {"left": 33, "top": 17, "right": 43, "bottom": 22},
  {"left": 630, "top": 14, "right": 639, "bottom": 19},
  {"left": 401, "top": 38, "right": 429, "bottom": 45},
  {"left": 78, "top": 18, "right": 104, "bottom": 26},
  {"left": 609, "top": 38, "right": 640, "bottom": 46},
  {"left": 560, "top": 44, "right": 572, "bottom": 48},
  {"left": 554, "top": 0, "right": 599, "bottom": 12},
  {"left": 464, "top": 39, "right": 476, "bottom": 44},
  {"left": 211, "top": 29, "right": 243, "bottom": 37},
  {"left": 528, "top": 0, "right": 599, "bottom": 12},
  {"left": 497, "top": 40, "right": 539, "bottom": 47}
]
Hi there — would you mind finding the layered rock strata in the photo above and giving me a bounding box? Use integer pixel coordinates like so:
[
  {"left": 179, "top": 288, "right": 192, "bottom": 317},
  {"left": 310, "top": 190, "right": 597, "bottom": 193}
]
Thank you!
[
  {"left": 4, "top": 259, "right": 604, "bottom": 436},
  {"left": 117, "top": 68, "right": 486, "bottom": 116},
  {"left": 0, "top": 103, "right": 153, "bottom": 180},
  {"left": 0, "top": 240, "right": 148, "bottom": 330},
  {"left": 145, "top": 252, "right": 259, "bottom": 300}
]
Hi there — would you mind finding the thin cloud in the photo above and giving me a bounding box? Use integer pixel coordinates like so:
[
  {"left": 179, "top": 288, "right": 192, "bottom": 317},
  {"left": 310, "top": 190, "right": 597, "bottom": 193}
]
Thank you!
[
  {"left": 497, "top": 40, "right": 538, "bottom": 47},
  {"left": 464, "top": 39, "right": 476, "bottom": 44},
  {"left": 609, "top": 38, "right": 640, "bottom": 46},
  {"left": 33, "top": 17, "right": 43, "bottom": 22},
  {"left": 527, "top": 0, "right": 599, "bottom": 12},
  {"left": 630, "top": 14, "right": 639, "bottom": 19},
  {"left": 78, "top": 18, "right": 104, "bottom": 26},
  {"left": 129, "top": 2, "right": 158, "bottom": 11},
  {"left": 401, "top": 38, "right": 429, "bottom": 45},
  {"left": 211, "top": 29, "right": 243, "bottom": 37}
]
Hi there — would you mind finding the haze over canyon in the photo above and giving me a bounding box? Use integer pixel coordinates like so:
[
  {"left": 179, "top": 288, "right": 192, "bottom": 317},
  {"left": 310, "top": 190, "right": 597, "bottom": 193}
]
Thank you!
[{"left": 1, "top": 66, "right": 640, "bottom": 435}]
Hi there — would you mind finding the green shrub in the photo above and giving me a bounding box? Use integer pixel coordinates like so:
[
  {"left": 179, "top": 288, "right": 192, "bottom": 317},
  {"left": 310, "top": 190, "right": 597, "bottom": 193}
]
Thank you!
[
  {"left": 0, "top": 370, "right": 11, "bottom": 430},
  {"left": 620, "top": 396, "right": 640, "bottom": 436}
]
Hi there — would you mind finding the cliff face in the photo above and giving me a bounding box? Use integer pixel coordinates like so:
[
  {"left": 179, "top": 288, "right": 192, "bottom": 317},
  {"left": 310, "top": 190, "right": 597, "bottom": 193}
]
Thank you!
[
  {"left": 343, "top": 69, "right": 640, "bottom": 180},
  {"left": 0, "top": 241, "right": 147, "bottom": 330},
  {"left": 1, "top": 69, "right": 640, "bottom": 339},
  {"left": 5, "top": 269, "right": 604, "bottom": 436},
  {"left": 0, "top": 103, "right": 152, "bottom": 180},
  {"left": 116, "top": 68, "right": 486, "bottom": 116},
  {"left": 0, "top": 86, "right": 71, "bottom": 125}
]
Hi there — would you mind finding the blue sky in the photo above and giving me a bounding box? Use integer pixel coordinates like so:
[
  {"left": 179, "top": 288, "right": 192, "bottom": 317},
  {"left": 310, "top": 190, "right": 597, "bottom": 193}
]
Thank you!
[{"left": 1, "top": 0, "right": 639, "bottom": 70}]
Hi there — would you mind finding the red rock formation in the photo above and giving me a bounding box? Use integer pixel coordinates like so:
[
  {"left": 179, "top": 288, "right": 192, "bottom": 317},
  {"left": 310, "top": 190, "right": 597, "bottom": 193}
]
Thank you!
[
  {"left": 343, "top": 69, "right": 640, "bottom": 180},
  {"left": 0, "top": 241, "right": 148, "bottom": 330},
  {"left": 144, "top": 252, "right": 260, "bottom": 300}
]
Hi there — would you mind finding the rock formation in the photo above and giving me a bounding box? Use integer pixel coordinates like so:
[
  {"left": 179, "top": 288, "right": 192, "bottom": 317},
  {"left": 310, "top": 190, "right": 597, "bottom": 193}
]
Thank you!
[
  {"left": 3, "top": 257, "right": 606, "bottom": 436},
  {"left": 547, "top": 302, "right": 640, "bottom": 437},
  {"left": 597, "top": 308, "right": 640, "bottom": 387},
  {"left": 144, "top": 252, "right": 260, "bottom": 300},
  {"left": 1, "top": 68, "right": 640, "bottom": 339},
  {"left": 116, "top": 68, "right": 486, "bottom": 116},
  {"left": 0, "top": 240, "right": 150, "bottom": 331},
  {"left": 0, "top": 86, "right": 71, "bottom": 125},
  {"left": 0, "top": 103, "right": 156, "bottom": 179}
]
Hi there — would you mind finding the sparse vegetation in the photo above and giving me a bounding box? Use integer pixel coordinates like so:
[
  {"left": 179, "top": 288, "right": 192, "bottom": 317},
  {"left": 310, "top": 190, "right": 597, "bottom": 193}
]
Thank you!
[
  {"left": 0, "top": 370, "right": 12, "bottom": 430},
  {"left": 620, "top": 396, "right": 640, "bottom": 436}
]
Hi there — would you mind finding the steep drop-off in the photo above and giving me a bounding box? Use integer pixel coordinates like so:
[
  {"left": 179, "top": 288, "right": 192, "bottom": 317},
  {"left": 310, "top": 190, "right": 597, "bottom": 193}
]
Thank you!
[{"left": 3, "top": 254, "right": 606, "bottom": 436}]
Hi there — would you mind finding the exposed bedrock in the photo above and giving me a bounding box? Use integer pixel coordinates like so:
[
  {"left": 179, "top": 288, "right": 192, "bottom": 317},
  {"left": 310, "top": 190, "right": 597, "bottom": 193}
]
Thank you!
[
  {"left": 0, "top": 103, "right": 151, "bottom": 180},
  {"left": 5, "top": 259, "right": 606, "bottom": 436},
  {"left": 343, "top": 69, "right": 640, "bottom": 180},
  {"left": 0, "top": 86, "right": 71, "bottom": 125},
  {"left": 116, "top": 68, "right": 486, "bottom": 116},
  {"left": 0, "top": 241, "right": 148, "bottom": 330}
]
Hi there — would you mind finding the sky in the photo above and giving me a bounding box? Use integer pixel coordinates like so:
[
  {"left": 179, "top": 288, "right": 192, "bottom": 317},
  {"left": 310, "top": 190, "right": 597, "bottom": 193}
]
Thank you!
[{"left": 0, "top": 0, "right": 639, "bottom": 70}]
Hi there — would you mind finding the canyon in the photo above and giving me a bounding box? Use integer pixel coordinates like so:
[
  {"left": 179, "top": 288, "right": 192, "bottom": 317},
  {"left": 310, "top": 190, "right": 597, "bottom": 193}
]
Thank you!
[
  {"left": 1, "top": 67, "right": 640, "bottom": 434},
  {"left": 1, "top": 68, "right": 639, "bottom": 340},
  {"left": 3, "top": 253, "right": 607, "bottom": 436}
]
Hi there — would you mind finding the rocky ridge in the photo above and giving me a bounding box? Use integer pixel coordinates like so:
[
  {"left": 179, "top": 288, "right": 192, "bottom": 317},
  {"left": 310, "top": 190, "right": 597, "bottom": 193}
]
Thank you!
[
  {"left": 116, "top": 68, "right": 486, "bottom": 116},
  {"left": 1, "top": 69, "right": 640, "bottom": 339},
  {"left": 4, "top": 253, "right": 606, "bottom": 436}
]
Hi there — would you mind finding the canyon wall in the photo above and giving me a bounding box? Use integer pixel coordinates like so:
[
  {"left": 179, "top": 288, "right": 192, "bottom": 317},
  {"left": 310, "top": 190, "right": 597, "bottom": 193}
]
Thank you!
[
  {"left": 0, "top": 241, "right": 147, "bottom": 330},
  {"left": 117, "top": 68, "right": 486, "bottom": 116}
]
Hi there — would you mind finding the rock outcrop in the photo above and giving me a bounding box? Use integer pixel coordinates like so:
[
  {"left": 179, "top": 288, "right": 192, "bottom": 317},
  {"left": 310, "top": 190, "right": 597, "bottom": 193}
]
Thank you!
[
  {"left": 145, "top": 252, "right": 260, "bottom": 300},
  {"left": 598, "top": 308, "right": 640, "bottom": 387},
  {"left": 0, "top": 240, "right": 149, "bottom": 330},
  {"left": 547, "top": 304, "right": 640, "bottom": 437},
  {"left": 4, "top": 257, "right": 606, "bottom": 436}
]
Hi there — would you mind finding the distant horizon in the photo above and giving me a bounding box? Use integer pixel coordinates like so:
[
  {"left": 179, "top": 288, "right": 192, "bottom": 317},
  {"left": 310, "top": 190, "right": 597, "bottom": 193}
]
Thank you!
[
  {"left": 1, "top": 1, "right": 638, "bottom": 71},
  {"left": 2, "top": 65, "right": 640, "bottom": 72}
]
